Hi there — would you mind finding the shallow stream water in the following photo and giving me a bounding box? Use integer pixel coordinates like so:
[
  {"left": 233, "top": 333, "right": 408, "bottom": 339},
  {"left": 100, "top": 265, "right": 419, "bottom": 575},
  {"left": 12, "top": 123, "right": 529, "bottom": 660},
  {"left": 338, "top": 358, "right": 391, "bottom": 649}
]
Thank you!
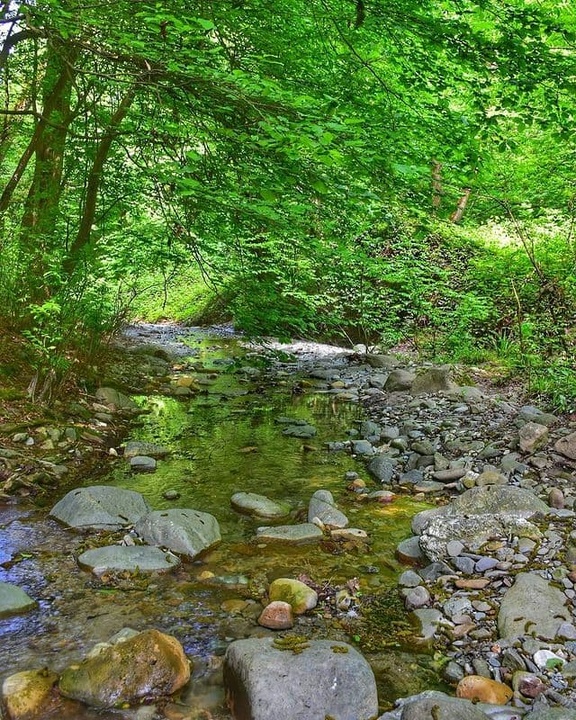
[{"left": 0, "top": 327, "right": 442, "bottom": 718}]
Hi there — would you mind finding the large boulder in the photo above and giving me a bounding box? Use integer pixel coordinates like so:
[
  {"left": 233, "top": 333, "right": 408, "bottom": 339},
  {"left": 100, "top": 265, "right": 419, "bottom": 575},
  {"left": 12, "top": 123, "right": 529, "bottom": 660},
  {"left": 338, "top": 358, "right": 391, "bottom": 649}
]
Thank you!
[
  {"left": 224, "top": 638, "right": 378, "bottom": 720},
  {"left": 134, "top": 508, "right": 221, "bottom": 559},
  {"left": 59, "top": 629, "right": 190, "bottom": 708},
  {"left": 419, "top": 514, "right": 541, "bottom": 563},
  {"left": 498, "top": 573, "right": 571, "bottom": 641},
  {"left": 49, "top": 486, "right": 151, "bottom": 530},
  {"left": 410, "top": 367, "right": 458, "bottom": 395},
  {"left": 412, "top": 484, "right": 548, "bottom": 537},
  {"left": 447, "top": 485, "right": 548, "bottom": 518},
  {"left": 385, "top": 370, "right": 416, "bottom": 392},
  {"left": 414, "top": 485, "right": 548, "bottom": 562}
]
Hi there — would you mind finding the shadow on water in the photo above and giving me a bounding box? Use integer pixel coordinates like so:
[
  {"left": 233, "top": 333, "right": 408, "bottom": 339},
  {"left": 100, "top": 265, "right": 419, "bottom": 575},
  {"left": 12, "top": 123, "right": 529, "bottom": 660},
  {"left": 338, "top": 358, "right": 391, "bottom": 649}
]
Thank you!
[{"left": 0, "top": 330, "right": 444, "bottom": 718}]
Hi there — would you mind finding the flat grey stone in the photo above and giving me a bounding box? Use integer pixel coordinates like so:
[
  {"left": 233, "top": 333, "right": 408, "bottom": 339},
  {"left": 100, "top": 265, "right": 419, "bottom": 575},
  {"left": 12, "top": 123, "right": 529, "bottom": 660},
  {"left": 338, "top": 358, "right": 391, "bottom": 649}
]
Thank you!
[
  {"left": 351, "top": 440, "right": 376, "bottom": 455},
  {"left": 135, "top": 508, "right": 221, "bottom": 560},
  {"left": 368, "top": 455, "right": 397, "bottom": 483},
  {"left": 308, "top": 489, "right": 348, "bottom": 528},
  {"left": 0, "top": 582, "right": 36, "bottom": 617},
  {"left": 50, "top": 486, "right": 151, "bottom": 530},
  {"left": 398, "top": 570, "right": 422, "bottom": 588},
  {"left": 129, "top": 455, "right": 157, "bottom": 473},
  {"left": 256, "top": 523, "right": 323, "bottom": 544},
  {"left": 282, "top": 424, "right": 316, "bottom": 438},
  {"left": 396, "top": 536, "right": 426, "bottom": 565},
  {"left": 224, "top": 638, "right": 378, "bottom": 720},
  {"left": 231, "top": 492, "right": 290, "bottom": 519},
  {"left": 385, "top": 370, "right": 416, "bottom": 391},
  {"left": 124, "top": 441, "right": 170, "bottom": 459},
  {"left": 433, "top": 468, "right": 466, "bottom": 482},
  {"left": 77, "top": 546, "right": 180, "bottom": 574},
  {"left": 519, "top": 405, "right": 558, "bottom": 427},
  {"left": 395, "top": 690, "right": 492, "bottom": 720},
  {"left": 525, "top": 709, "right": 576, "bottom": 720},
  {"left": 498, "top": 572, "right": 571, "bottom": 640},
  {"left": 95, "top": 388, "right": 138, "bottom": 410}
]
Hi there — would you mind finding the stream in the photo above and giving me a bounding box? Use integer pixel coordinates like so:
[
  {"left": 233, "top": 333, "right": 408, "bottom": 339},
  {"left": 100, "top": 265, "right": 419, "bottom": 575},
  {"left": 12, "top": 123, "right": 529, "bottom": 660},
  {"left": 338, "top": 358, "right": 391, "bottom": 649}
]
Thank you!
[{"left": 0, "top": 325, "right": 442, "bottom": 718}]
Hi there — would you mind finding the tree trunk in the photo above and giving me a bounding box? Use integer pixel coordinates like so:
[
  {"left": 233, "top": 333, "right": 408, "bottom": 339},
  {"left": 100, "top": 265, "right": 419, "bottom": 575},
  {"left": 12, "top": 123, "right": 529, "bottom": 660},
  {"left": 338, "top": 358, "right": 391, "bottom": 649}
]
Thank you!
[
  {"left": 431, "top": 159, "right": 442, "bottom": 211},
  {"left": 450, "top": 187, "right": 471, "bottom": 224},
  {"left": 63, "top": 85, "right": 137, "bottom": 276},
  {"left": 15, "top": 40, "right": 77, "bottom": 300},
  {"left": 0, "top": 42, "right": 77, "bottom": 216}
]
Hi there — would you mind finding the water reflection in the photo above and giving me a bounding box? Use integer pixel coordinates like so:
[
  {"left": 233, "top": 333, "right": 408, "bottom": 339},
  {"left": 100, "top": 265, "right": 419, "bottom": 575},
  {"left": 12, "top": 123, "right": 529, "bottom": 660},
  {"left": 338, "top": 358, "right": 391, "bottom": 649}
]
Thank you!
[{"left": 0, "top": 332, "right": 435, "bottom": 718}]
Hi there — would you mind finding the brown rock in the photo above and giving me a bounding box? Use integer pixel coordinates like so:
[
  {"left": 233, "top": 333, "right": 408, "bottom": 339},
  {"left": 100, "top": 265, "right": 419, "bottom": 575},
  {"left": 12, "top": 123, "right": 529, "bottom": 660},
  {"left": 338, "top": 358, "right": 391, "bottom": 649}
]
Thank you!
[
  {"left": 554, "top": 431, "right": 576, "bottom": 459},
  {"left": 258, "top": 601, "right": 294, "bottom": 630},
  {"left": 452, "top": 622, "right": 476, "bottom": 639},
  {"left": 513, "top": 671, "right": 546, "bottom": 699},
  {"left": 59, "top": 629, "right": 190, "bottom": 708},
  {"left": 2, "top": 669, "right": 59, "bottom": 720},
  {"left": 454, "top": 578, "right": 491, "bottom": 589},
  {"left": 456, "top": 675, "right": 513, "bottom": 704},
  {"left": 549, "top": 487, "right": 565, "bottom": 509},
  {"left": 519, "top": 423, "right": 548, "bottom": 454},
  {"left": 268, "top": 578, "right": 318, "bottom": 614}
]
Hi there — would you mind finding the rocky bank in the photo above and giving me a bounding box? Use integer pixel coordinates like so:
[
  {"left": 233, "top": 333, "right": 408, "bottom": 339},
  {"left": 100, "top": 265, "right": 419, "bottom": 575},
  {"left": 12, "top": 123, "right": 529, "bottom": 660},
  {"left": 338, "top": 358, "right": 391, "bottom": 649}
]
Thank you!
[{"left": 2, "top": 324, "right": 576, "bottom": 719}]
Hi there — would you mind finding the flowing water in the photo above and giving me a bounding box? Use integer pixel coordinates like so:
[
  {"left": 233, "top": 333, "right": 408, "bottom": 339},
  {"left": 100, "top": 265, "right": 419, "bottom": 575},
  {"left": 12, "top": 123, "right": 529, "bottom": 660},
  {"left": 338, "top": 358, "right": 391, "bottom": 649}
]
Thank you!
[{"left": 0, "top": 328, "right": 443, "bottom": 718}]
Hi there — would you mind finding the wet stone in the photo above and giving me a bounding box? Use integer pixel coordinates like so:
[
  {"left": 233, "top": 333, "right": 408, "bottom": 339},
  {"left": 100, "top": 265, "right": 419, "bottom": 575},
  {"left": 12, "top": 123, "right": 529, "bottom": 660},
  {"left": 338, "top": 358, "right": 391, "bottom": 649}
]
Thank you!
[
  {"left": 308, "top": 489, "right": 348, "bottom": 528},
  {"left": 282, "top": 424, "right": 316, "bottom": 438},
  {"left": 256, "top": 523, "right": 323, "bottom": 544},
  {"left": 231, "top": 492, "right": 290, "bottom": 519},
  {"left": 124, "top": 440, "right": 170, "bottom": 458},
  {"left": 49, "top": 485, "right": 151, "bottom": 530},
  {"left": 77, "top": 545, "right": 180, "bottom": 574},
  {"left": 0, "top": 582, "right": 37, "bottom": 617},
  {"left": 135, "top": 508, "right": 221, "bottom": 560},
  {"left": 396, "top": 536, "right": 426, "bottom": 565}
]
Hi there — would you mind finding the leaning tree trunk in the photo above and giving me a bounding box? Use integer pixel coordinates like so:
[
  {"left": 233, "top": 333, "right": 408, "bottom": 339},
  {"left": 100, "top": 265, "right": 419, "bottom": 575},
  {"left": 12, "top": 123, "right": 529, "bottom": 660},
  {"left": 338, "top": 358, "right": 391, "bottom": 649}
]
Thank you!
[
  {"left": 17, "top": 40, "right": 77, "bottom": 300},
  {"left": 63, "top": 85, "right": 137, "bottom": 277}
]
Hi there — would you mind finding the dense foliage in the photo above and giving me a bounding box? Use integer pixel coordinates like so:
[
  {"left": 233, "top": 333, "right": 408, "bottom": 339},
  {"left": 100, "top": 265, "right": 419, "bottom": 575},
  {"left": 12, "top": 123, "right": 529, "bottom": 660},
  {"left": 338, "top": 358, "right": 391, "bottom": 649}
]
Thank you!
[{"left": 1, "top": 0, "right": 575, "bottom": 404}]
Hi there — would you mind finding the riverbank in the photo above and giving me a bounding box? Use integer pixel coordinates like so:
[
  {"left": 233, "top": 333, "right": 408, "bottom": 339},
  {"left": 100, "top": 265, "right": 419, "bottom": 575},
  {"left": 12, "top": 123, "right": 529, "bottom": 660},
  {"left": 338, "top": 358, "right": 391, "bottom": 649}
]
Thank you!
[{"left": 2, "top": 323, "right": 576, "bottom": 719}]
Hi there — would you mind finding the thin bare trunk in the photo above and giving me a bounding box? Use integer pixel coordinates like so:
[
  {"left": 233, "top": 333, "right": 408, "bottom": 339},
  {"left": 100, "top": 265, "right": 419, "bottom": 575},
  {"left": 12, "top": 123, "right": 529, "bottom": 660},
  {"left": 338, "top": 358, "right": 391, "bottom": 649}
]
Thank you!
[
  {"left": 450, "top": 187, "right": 471, "bottom": 223},
  {"left": 431, "top": 159, "right": 442, "bottom": 211}
]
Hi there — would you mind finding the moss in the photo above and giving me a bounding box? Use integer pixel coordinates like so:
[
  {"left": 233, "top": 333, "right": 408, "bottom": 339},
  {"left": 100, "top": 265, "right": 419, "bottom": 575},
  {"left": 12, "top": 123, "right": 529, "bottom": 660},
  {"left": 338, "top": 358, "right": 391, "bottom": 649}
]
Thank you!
[{"left": 272, "top": 634, "right": 310, "bottom": 654}]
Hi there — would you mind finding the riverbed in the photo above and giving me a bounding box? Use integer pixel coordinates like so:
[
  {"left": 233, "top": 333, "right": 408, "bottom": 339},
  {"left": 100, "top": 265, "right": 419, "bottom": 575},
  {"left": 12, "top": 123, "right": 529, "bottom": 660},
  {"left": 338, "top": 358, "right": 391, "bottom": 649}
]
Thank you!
[{"left": 0, "top": 325, "right": 440, "bottom": 718}]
